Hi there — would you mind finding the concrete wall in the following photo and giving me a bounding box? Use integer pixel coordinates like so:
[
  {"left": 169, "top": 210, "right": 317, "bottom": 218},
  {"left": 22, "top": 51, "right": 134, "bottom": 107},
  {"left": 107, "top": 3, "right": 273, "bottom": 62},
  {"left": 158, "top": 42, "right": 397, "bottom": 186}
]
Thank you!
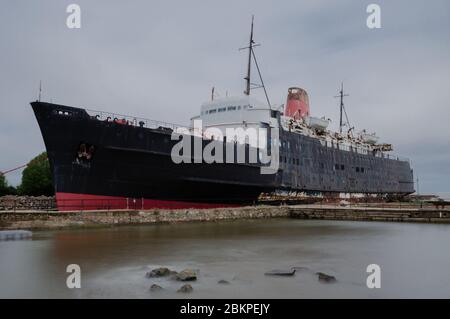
[{"left": 0, "top": 206, "right": 290, "bottom": 230}]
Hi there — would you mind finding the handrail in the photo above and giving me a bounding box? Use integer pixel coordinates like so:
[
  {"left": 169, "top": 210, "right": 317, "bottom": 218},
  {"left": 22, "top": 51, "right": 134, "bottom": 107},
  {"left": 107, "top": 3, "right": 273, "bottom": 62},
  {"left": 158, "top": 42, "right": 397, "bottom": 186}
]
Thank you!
[{"left": 85, "top": 109, "right": 191, "bottom": 132}]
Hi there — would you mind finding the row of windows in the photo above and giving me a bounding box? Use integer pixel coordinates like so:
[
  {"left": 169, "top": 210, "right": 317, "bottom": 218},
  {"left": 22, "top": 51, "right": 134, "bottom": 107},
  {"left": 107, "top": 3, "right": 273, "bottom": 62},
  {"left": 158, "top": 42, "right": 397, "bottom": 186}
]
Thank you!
[
  {"left": 335, "top": 164, "right": 368, "bottom": 173},
  {"left": 355, "top": 167, "right": 365, "bottom": 173},
  {"left": 335, "top": 164, "right": 366, "bottom": 172},
  {"left": 280, "top": 157, "right": 368, "bottom": 174},
  {"left": 202, "top": 104, "right": 252, "bottom": 115},
  {"left": 280, "top": 156, "right": 300, "bottom": 165}
]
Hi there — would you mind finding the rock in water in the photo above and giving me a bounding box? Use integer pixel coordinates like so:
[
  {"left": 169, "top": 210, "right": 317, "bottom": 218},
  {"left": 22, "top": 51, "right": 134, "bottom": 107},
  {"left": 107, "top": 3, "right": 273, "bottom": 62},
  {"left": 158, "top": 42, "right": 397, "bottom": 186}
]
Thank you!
[
  {"left": 149, "top": 284, "right": 163, "bottom": 291},
  {"left": 177, "top": 284, "right": 193, "bottom": 293},
  {"left": 146, "top": 267, "right": 172, "bottom": 278},
  {"left": 218, "top": 279, "right": 230, "bottom": 284},
  {"left": 176, "top": 269, "right": 197, "bottom": 281},
  {"left": 264, "top": 269, "right": 296, "bottom": 276},
  {"left": 316, "top": 272, "right": 337, "bottom": 283}
]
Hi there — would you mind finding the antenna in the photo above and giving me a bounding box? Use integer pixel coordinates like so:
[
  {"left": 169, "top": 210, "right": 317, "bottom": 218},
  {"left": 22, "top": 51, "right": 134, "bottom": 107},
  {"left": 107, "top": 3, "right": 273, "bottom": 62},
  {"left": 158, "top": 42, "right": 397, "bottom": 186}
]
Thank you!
[
  {"left": 38, "top": 81, "right": 42, "bottom": 102},
  {"left": 239, "top": 16, "right": 271, "bottom": 108},
  {"left": 334, "top": 82, "right": 349, "bottom": 134},
  {"left": 211, "top": 86, "right": 215, "bottom": 101}
]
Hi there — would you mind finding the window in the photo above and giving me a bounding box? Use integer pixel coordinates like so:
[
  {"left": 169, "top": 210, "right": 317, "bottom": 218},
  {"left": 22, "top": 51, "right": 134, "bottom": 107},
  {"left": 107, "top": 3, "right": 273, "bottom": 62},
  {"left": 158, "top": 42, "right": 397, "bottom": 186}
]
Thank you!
[
  {"left": 356, "top": 167, "right": 360, "bottom": 172},
  {"left": 218, "top": 107, "right": 226, "bottom": 112},
  {"left": 335, "top": 164, "right": 340, "bottom": 170},
  {"left": 209, "top": 109, "right": 217, "bottom": 114},
  {"left": 56, "top": 110, "right": 72, "bottom": 116},
  {"left": 238, "top": 106, "right": 241, "bottom": 110},
  {"left": 341, "top": 165, "right": 345, "bottom": 170},
  {"left": 361, "top": 167, "right": 365, "bottom": 173},
  {"left": 227, "top": 106, "right": 236, "bottom": 111}
]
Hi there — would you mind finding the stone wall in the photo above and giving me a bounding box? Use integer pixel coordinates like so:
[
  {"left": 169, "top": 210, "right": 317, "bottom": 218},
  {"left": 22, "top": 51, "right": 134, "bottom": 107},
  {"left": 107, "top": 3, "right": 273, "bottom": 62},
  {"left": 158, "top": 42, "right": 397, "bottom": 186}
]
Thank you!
[
  {"left": 0, "top": 206, "right": 291, "bottom": 230},
  {"left": 0, "top": 195, "right": 56, "bottom": 211},
  {"left": 289, "top": 207, "right": 450, "bottom": 223},
  {"left": 3, "top": 204, "right": 448, "bottom": 230}
]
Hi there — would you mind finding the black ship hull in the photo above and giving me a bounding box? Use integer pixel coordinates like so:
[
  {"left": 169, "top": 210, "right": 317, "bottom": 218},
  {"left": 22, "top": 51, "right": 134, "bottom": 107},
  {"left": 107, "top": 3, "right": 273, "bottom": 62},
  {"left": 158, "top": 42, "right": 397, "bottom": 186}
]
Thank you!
[
  {"left": 31, "top": 102, "right": 277, "bottom": 210},
  {"left": 31, "top": 102, "right": 414, "bottom": 211}
]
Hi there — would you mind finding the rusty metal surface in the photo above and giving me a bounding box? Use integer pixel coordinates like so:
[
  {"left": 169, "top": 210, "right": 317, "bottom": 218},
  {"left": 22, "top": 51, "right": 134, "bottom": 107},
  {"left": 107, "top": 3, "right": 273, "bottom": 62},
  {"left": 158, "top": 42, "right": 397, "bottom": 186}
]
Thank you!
[{"left": 278, "top": 128, "right": 414, "bottom": 194}]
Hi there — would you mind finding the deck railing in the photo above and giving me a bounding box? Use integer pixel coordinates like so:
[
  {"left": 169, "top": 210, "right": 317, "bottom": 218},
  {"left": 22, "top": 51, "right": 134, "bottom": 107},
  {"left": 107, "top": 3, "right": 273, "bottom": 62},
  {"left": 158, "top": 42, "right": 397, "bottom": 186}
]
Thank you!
[{"left": 85, "top": 109, "right": 190, "bottom": 132}]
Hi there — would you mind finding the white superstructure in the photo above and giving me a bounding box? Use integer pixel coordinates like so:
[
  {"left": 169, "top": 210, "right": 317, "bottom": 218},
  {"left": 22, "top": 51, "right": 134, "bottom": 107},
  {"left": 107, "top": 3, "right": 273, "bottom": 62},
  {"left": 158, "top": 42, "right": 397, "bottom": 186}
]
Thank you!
[{"left": 190, "top": 96, "right": 276, "bottom": 147}]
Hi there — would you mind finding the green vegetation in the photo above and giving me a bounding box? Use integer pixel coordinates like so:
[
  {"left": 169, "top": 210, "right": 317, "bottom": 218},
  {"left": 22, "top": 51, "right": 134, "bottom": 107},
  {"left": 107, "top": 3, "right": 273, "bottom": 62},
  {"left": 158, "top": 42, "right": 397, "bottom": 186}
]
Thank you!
[
  {"left": 0, "top": 173, "right": 10, "bottom": 196},
  {"left": 18, "top": 152, "right": 54, "bottom": 196},
  {"left": 1, "top": 152, "right": 54, "bottom": 197},
  {"left": 0, "top": 173, "right": 17, "bottom": 196}
]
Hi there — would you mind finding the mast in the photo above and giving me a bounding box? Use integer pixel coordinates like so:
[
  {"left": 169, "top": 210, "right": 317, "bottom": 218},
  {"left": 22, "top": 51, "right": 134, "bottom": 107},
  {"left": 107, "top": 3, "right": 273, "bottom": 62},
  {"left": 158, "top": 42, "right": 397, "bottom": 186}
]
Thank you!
[
  {"left": 339, "top": 83, "right": 343, "bottom": 133},
  {"left": 244, "top": 15, "right": 254, "bottom": 96},
  {"left": 239, "top": 16, "right": 271, "bottom": 107},
  {"left": 335, "top": 82, "right": 349, "bottom": 134}
]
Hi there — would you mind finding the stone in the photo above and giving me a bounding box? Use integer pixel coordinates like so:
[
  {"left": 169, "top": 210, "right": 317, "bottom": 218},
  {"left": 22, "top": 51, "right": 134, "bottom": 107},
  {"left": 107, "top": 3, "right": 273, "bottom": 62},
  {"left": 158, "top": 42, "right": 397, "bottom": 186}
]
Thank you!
[
  {"left": 217, "top": 279, "right": 230, "bottom": 284},
  {"left": 316, "top": 272, "right": 337, "bottom": 283},
  {"left": 176, "top": 269, "right": 197, "bottom": 281},
  {"left": 146, "top": 267, "right": 172, "bottom": 278},
  {"left": 177, "top": 284, "right": 193, "bottom": 293},
  {"left": 0, "top": 195, "right": 56, "bottom": 211},
  {"left": 149, "top": 284, "right": 163, "bottom": 291},
  {"left": 264, "top": 269, "right": 296, "bottom": 276}
]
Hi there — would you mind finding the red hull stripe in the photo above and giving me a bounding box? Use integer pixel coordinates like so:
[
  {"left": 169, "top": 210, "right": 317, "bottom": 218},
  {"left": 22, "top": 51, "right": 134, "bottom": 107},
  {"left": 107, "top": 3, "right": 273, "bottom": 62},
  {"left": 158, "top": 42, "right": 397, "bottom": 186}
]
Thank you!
[{"left": 55, "top": 192, "right": 240, "bottom": 211}]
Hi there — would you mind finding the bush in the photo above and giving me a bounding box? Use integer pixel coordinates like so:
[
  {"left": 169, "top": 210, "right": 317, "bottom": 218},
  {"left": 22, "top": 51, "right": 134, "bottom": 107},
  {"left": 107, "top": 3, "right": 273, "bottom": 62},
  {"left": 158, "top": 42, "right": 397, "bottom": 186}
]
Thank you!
[
  {"left": 19, "top": 152, "right": 54, "bottom": 196},
  {"left": 0, "top": 174, "right": 17, "bottom": 196},
  {"left": 0, "top": 173, "right": 9, "bottom": 196}
]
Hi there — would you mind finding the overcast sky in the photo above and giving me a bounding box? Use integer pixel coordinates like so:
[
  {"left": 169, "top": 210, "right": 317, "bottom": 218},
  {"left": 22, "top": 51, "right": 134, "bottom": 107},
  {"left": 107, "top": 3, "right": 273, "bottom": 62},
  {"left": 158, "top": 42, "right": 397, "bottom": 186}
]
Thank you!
[{"left": 1, "top": 0, "right": 449, "bottom": 198}]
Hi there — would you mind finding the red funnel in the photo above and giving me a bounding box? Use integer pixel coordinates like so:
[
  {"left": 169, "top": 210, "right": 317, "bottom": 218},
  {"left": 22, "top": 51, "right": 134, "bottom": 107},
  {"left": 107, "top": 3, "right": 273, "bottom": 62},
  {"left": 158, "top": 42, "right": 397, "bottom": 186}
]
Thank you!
[{"left": 285, "top": 87, "right": 310, "bottom": 120}]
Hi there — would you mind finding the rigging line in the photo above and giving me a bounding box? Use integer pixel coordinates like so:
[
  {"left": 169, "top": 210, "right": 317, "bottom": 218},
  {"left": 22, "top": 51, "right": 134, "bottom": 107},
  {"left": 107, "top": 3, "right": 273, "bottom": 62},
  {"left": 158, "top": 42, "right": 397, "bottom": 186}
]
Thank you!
[
  {"left": 342, "top": 104, "right": 353, "bottom": 137},
  {"left": 251, "top": 49, "right": 271, "bottom": 108},
  {"left": 0, "top": 164, "right": 28, "bottom": 175}
]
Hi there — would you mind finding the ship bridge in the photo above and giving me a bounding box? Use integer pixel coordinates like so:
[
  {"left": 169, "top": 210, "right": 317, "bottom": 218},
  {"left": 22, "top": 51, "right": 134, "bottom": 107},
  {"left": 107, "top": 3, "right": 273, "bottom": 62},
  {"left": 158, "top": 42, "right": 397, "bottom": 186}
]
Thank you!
[{"left": 190, "top": 95, "right": 276, "bottom": 146}]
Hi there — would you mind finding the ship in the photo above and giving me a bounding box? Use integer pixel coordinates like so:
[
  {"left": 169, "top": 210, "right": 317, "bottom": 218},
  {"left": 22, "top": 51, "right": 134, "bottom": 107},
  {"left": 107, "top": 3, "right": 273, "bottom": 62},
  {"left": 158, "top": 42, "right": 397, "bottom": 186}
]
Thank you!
[{"left": 31, "top": 18, "right": 414, "bottom": 211}]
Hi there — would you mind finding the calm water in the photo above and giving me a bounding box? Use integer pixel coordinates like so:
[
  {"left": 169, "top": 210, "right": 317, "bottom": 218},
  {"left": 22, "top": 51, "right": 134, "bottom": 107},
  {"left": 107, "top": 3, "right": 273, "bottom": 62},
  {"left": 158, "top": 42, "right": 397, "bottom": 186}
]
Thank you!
[{"left": 1, "top": 219, "right": 450, "bottom": 298}]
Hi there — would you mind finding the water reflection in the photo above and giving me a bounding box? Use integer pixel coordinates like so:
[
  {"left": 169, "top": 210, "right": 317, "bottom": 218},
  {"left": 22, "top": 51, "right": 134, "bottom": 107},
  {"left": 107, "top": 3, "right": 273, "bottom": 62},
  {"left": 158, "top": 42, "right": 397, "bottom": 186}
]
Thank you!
[{"left": 1, "top": 219, "right": 449, "bottom": 298}]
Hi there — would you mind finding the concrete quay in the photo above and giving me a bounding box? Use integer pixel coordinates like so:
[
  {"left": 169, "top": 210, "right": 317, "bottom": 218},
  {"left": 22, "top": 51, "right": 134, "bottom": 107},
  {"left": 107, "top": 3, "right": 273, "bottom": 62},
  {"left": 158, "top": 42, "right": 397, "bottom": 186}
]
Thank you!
[{"left": 0, "top": 204, "right": 449, "bottom": 231}]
